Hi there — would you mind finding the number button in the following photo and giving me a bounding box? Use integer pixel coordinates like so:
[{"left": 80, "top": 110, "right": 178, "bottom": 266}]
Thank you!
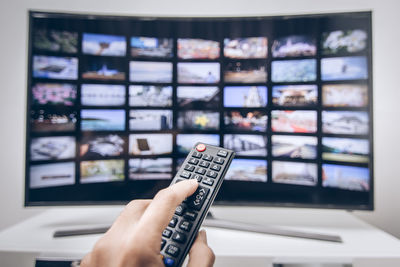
[
  {"left": 199, "top": 161, "right": 210, "bottom": 168},
  {"left": 184, "top": 164, "right": 195, "bottom": 172},
  {"left": 192, "top": 151, "right": 203, "bottom": 159},
  {"left": 206, "top": 170, "right": 218, "bottom": 179},
  {"left": 195, "top": 168, "right": 206, "bottom": 175},
  {"left": 188, "top": 158, "right": 199, "bottom": 165},
  {"left": 202, "top": 154, "right": 213, "bottom": 162},
  {"left": 213, "top": 157, "right": 224, "bottom": 165},
  {"left": 210, "top": 164, "right": 221, "bottom": 171},
  {"left": 191, "top": 174, "right": 203, "bottom": 182}
]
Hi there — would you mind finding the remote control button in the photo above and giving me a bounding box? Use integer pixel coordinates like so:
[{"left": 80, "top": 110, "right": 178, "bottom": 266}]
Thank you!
[
  {"left": 179, "top": 220, "right": 193, "bottom": 232},
  {"left": 210, "top": 164, "right": 221, "bottom": 171},
  {"left": 217, "top": 150, "right": 228, "bottom": 158},
  {"left": 161, "top": 239, "right": 166, "bottom": 250},
  {"left": 202, "top": 177, "right": 214, "bottom": 186},
  {"left": 191, "top": 174, "right": 202, "bottom": 182},
  {"left": 183, "top": 211, "right": 197, "bottom": 221},
  {"left": 169, "top": 217, "right": 178, "bottom": 228},
  {"left": 172, "top": 231, "right": 187, "bottom": 243},
  {"left": 206, "top": 170, "right": 218, "bottom": 179},
  {"left": 184, "top": 164, "right": 195, "bottom": 172},
  {"left": 213, "top": 157, "right": 225, "bottom": 165},
  {"left": 175, "top": 205, "right": 185, "bottom": 216},
  {"left": 196, "top": 143, "right": 206, "bottom": 152},
  {"left": 202, "top": 154, "right": 213, "bottom": 161},
  {"left": 199, "top": 161, "right": 210, "bottom": 168},
  {"left": 195, "top": 167, "right": 206, "bottom": 175},
  {"left": 165, "top": 244, "right": 180, "bottom": 257},
  {"left": 162, "top": 229, "right": 172, "bottom": 238},
  {"left": 191, "top": 151, "right": 202, "bottom": 159},
  {"left": 163, "top": 257, "right": 175, "bottom": 267},
  {"left": 180, "top": 171, "right": 191, "bottom": 179},
  {"left": 188, "top": 158, "right": 199, "bottom": 165},
  {"left": 187, "top": 187, "right": 209, "bottom": 211}
]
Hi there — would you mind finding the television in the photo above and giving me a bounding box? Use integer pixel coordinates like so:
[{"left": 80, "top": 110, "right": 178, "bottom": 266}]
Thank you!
[{"left": 26, "top": 11, "right": 373, "bottom": 210}]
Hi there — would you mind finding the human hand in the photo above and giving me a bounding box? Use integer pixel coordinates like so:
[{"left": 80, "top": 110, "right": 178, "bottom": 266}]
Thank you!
[{"left": 81, "top": 179, "right": 215, "bottom": 267}]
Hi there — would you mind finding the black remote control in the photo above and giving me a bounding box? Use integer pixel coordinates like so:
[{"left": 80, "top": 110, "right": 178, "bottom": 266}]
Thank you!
[{"left": 160, "top": 143, "right": 235, "bottom": 267}]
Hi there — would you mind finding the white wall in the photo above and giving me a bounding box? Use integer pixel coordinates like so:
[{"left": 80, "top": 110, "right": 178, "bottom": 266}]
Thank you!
[{"left": 1, "top": 0, "right": 399, "bottom": 238}]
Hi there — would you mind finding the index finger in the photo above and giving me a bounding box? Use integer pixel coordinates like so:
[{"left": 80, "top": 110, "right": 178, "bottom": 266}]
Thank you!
[{"left": 136, "top": 179, "right": 198, "bottom": 234}]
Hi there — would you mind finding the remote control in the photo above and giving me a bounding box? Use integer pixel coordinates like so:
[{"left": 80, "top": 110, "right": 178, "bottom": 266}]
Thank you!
[{"left": 160, "top": 143, "right": 235, "bottom": 267}]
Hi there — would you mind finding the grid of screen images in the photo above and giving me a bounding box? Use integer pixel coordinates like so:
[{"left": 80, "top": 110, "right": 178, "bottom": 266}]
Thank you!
[{"left": 27, "top": 12, "right": 372, "bottom": 207}]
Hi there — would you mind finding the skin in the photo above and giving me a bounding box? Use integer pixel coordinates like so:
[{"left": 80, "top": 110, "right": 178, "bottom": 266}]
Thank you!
[{"left": 81, "top": 179, "right": 215, "bottom": 267}]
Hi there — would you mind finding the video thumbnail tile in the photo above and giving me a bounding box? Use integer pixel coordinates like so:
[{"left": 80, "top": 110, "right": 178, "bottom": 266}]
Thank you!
[
  {"left": 224, "top": 37, "right": 268, "bottom": 59},
  {"left": 178, "top": 38, "right": 220, "bottom": 59},
  {"left": 129, "top": 109, "right": 173, "bottom": 131},
  {"left": 177, "top": 86, "right": 219, "bottom": 109},
  {"left": 322, "top": 137, "right": 369, "bottom": 163},
  {"left": 131, "top": 37, "right": 173, "bottom": 58},
  {"left": 224, "top": 60, "right": 267, "bottom": 83},
  {"left": 176, "top": 134, "right": 220, "bottom": 154},
  {"left": 272, "top": 135, "right": 317, "bottom": 159},
  {"left": 272, "top": 161, "right": 317, "bottom": 186},
  {"left": 129, "top": 85, "right": 172, "bottom": 107},
  {"left": 321, "top": 56, "right": 368, "bottom": 81},
  {"left": 129, "top": 158, "right": 172, "bottom": 180},
  {"left": 224, "top": 86, "right": 267, "bottom": 108},
  {"left": 271, "top": 59, "right": 316, "bottom": 83},
  {"left": 30, "top": 109, "right": 77, "bottom": 132},
  {"left": 272, "top": 35, "right": 316, "bottom": 57},
  {"left": 272, "top": 85, "right": 317, "bottom": 107},
  {"left": 178, "top": 110, "right": 220, "bottom": 131},
  {"left": 80, "top": 134, "right": 125, "bottom": 157},
  {"left": 322, "top": 111, "right": 369, "bottom": 135},
  {"left": 82, "top": 33, "right": 126, "bottom": 56},
  {"left": 80, "top": 159, "right": 125, "bottom": 183},
  {"left": 31, "top": 136, "right": 75, "bottom": 161},
  {"left": 33, "top": 29, "right": 78, "bottom": 53},
  {"left": 271, "top": 110, "right": 317, "bottom": 133},
  {"left": 130, "top": 61, "right": 173, "bottom": 83},
  {"left": 33, "top": 56, "right": 78, "bottom": 80},
  {"left": 322, "top": 84, "right": 368, "bottom": 107},
  {"left": 30, "top": 162, "right": 75, "bottom": 189},
  {"left": 178, "top": 62, "right": 220, "bottom": 84},
  {"left": 32, "top": 83, "right": 77, "bottom": 106},
  {"left": 129, "top": 133, "right": 173, "bottom": 155},
  {"left": 322, "top": 29, "right": 367, "bottom": 55},
  {"left": 225, "top": 159, "right": 267, "bottom": 182},
  {"left": 224, "top": 110, "right": 267, "bottom": 132},
  {"left": 81, "top": 109, "right": 125, "bottom": 131},
  {"left": 82, "top": 57, "right": 125, "bottom": 81},
  {"left": 81, "top": 84, "right": 125, "bottom": 106},
  {"left": 224, "top": 134, "right": 267, "bottom": 157},
  {"left": 322, "top": 164, "right": 369, "bottom": 191}
]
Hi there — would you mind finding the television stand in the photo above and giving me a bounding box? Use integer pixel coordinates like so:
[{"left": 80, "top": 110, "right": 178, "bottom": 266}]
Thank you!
[{"left": 53, "top": 210, "right": 341, "bottom": 242}]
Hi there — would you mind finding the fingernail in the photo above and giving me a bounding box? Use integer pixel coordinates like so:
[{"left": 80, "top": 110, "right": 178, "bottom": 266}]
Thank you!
[{"left": 190, "top": 179, "right": 198, "bottom": 185}]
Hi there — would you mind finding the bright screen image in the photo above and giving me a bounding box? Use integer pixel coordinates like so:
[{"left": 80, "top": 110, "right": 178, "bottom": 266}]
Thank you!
[{"left": 26, "top": 11, "right": 373, "bottom": 209}]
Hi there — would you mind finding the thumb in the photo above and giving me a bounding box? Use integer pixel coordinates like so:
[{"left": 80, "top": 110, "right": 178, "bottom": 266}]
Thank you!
[{"left": 187, "top": 230, "right": 215, "bottom": 267}]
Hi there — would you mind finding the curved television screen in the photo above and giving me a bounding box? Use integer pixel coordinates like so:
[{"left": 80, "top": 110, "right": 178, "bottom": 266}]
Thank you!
[{"left": 26, "top": 11, "right": 373, "bottom": 209}]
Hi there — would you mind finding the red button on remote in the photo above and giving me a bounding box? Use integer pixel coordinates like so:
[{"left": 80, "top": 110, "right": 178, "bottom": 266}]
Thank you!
[{"left": 196, "top": 144, "right": 206, "bottom": 152}]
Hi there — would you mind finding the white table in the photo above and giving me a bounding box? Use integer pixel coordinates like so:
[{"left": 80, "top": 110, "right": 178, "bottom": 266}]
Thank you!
[{"left": 1, "top": 206, "right": 400, "bottom": 267}]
